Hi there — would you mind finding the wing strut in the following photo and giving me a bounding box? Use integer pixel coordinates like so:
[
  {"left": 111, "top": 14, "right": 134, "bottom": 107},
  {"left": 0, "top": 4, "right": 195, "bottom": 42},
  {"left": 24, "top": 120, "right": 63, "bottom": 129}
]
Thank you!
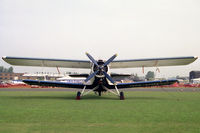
[
  {"left": 56, "top": 66, "right": 61, "bottom": 74},
  {"left": 142, "top": 66, "right": 144, "bottom": 74},
  {"left": 156, "top": 67, "right": 160, "bottom": 73}
]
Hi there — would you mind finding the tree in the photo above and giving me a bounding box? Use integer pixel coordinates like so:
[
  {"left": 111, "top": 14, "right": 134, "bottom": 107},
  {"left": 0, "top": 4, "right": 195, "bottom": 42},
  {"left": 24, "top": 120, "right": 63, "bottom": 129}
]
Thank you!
[
  {"left": 134, "top": 74, "right": 140, "bottom": 81},
  {"left": 130, "top": 73, "right": 140, "bottom": 81},
  {"left": 8, "top": 67, "right": 13, "bottom": 73},
  {"left": 145, "top": 71, "right": 155, "bottom": 80},
  {"left": 0, "top": 66, "right": 14, "bottom": 73},
  {"left": 0, "top": 66, "right": 3, "bottom": 73},
  {"left": 3, "top": 68, "right": 8, "bottom": 72}
]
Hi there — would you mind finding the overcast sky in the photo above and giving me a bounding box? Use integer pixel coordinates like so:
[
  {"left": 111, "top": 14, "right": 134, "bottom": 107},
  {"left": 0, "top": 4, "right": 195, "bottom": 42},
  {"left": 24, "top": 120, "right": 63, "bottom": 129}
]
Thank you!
[{"left": 0, "top": 0, "right": 200, "bottom": 78}]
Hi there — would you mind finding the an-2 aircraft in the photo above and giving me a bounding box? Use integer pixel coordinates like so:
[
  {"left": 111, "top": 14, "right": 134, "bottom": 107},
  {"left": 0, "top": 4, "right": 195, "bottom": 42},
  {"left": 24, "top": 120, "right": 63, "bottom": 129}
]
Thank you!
[{"left": 2, "top": 53, "right": 198, "bottom": 100}]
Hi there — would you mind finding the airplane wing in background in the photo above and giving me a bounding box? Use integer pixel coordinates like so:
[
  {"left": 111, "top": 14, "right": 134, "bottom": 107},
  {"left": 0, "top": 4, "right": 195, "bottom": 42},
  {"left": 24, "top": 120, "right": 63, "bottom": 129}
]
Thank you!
[
  {"left": 110, "top": 56, "right": 198, "bottom": 68},
  {"left": 2, "top": 56, "right": 91, "bottom": 69}
]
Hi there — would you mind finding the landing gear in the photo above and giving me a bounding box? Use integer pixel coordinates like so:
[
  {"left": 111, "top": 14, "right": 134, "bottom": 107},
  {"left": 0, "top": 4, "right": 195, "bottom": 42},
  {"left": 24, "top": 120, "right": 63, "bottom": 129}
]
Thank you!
[
  {"left": 76, "top": 91, "right": 81, "bottom": 100},
  {"left": 120, "top": 92, "right": 124, "bottom": 100},
  {"left": 98, "top": 91, "right": 101, "bottom": 96}
]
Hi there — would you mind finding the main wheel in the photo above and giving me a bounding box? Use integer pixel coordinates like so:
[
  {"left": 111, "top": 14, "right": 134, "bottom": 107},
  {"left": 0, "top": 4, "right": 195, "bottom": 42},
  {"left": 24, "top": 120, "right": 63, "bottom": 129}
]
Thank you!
[
  {"left": 76, "top": 91, "right": 81, "bottom": 100},
  {"left": 120, "top": 92, "right": 125, "bottom": 100}
]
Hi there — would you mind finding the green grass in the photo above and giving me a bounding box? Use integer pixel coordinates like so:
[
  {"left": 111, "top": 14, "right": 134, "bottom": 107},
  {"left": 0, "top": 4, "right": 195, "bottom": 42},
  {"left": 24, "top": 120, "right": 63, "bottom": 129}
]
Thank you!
[{"left": 0, "top": 89, "right": 200, "bottom": 133}]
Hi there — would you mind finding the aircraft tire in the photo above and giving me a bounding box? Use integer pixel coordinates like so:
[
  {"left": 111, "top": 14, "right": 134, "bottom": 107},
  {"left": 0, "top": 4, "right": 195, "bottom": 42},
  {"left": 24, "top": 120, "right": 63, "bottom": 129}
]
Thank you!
[
  {"left": 120, "top": 92, "right": 125, "bottom": 100},
  {"left": 76, "top": 91, "right": 81, "bottom": 100}
]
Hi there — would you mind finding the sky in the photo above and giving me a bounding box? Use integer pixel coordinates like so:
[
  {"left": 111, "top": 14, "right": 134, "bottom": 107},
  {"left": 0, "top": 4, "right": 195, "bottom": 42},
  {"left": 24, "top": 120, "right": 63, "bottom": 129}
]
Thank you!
[{"left": 0, "top": 0, "right": 200, "bottom": 78}]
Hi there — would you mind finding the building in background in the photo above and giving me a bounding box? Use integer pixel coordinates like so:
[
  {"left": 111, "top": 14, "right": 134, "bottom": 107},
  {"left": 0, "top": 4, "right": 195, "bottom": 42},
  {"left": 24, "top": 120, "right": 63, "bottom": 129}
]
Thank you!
[
  {"left": 189, "top": 71, "right": 200, "bottom": 82},
  {"left": 0, "top": 73, "right": 38, "bottom": 81},
  {"left": 0, "top": 72, "right": 65, "bottom": 82}
]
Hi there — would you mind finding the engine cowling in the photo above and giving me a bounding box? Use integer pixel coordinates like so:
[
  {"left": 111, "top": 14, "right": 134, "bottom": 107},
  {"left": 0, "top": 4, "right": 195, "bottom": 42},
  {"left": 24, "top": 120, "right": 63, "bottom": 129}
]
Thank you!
[{"left": 93, "top": 60, "right": 108, "bottom": 76}]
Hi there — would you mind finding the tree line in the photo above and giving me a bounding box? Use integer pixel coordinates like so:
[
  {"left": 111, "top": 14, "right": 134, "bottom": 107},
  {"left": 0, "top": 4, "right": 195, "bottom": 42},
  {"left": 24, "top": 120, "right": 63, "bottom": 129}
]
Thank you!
[{"left": 0, "top": 66, "right": 14, "bottom": 73}]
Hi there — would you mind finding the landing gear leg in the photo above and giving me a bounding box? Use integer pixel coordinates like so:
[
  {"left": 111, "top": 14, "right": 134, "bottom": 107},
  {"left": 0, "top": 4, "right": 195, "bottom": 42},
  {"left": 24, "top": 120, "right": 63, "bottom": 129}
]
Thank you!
[
  {"left": 102, "top": 85, "right": 124, "bottom": 100},
  {"left": 77, "top": 85, "right": 99, "bottom": 100},
  {"left": 98, "top": 91, "right": 101, "bottom": 96},
  {"left": 120, "top": 92, "right": 125, "bottom": 100},
  {"left": 76, "top": 91, "right": 81, "bottom": 100}
]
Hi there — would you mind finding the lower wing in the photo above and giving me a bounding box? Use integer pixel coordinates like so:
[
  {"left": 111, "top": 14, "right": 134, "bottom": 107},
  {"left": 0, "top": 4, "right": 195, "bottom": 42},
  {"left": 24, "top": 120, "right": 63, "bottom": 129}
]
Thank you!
[
  {"left": 23, "top": 80, "right": 93, "bottom": 89},
  {"left": 23, "top": 79, "right": 178, "bottom": 89},
  {"left": 107, "top": 79, "right": 178, "bottom": 89}
]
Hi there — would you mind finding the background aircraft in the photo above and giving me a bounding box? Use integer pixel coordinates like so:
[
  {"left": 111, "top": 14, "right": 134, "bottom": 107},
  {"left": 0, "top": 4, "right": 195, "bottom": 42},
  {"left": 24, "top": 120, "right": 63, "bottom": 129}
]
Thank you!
[{"left": 2, "top": 53, "right": 198, "bottom": 100}]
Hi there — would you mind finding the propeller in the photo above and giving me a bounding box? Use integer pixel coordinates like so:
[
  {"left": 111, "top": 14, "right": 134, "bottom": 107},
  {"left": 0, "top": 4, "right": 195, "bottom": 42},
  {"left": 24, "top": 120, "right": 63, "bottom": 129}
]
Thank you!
[
  {"left": 84, "top": 70, "right": 98, "bottom": 83},
  {"left": 84, "top": 53, "right": 117, "bottom": 84},
  {"left": 102, "top": 71, "right": 116, "bottom": 85},
  {"left": 103, "top": 54, "right": 117, "bottom": 67},
  {"left": 86, "top": 52, "right": 99, "bottom": 66}
]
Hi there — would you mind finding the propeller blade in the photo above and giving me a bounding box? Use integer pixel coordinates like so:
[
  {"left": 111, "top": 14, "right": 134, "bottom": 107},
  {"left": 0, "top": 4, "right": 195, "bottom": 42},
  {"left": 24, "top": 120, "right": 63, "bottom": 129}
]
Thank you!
[
  {"left": 103, "top": 71, "right": 116, "bottom": 84},
  {"left": 103, "top": 54, "right": 117, "bottom": 67},
  {"left": 84, "top": 71, "right": 98, "bottom": 83},
  {"left": 86, "top": 52, "right": 99, "bottom": 66}
]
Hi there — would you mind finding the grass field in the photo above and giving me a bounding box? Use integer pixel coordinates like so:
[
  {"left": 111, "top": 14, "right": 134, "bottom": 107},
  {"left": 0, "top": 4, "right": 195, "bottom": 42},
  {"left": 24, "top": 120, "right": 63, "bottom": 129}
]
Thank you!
[{"left": 0, "top": 89, "right": 200, "bottom": 133}]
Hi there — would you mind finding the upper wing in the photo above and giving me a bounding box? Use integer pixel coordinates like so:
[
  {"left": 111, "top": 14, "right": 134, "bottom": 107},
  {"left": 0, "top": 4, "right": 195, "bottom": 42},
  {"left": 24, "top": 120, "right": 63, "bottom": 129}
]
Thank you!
[
  {"left": 2, "top": 56, "right": 198, "bottom": 69},
  {"left": 110, "top": 56, "right": 198, "bottom": 68},
  {"left": 2, "top": 56, "right": 91, "bottom": 69}
]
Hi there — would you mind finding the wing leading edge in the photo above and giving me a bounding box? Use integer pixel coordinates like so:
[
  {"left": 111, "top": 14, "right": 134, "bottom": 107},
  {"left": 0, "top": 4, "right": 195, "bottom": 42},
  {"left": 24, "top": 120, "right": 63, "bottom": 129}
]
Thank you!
[
  {"left": 110, "top": 56, "right": 198, "bottom": 68},
  {"left": 23, "top": 79, "right": 178, "bottom": 89},
  {"left": 108, "top": 79, "right": 178, "bottom": 89},
  {"left": 2, "top": 56, "right": 197, "bottom": 69},
  {"left": 2, "top": 56, "right": 91, "bottom": 69},
  {"left": 23, "top": 80, "right": 90, "bottom": 88}
]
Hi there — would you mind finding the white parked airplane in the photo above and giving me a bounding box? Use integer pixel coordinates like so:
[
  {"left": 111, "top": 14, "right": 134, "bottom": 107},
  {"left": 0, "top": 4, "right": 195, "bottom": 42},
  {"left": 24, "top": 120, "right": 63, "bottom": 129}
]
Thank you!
[{"left": 2, "top": 53, "right": 198, "bottom": 100}]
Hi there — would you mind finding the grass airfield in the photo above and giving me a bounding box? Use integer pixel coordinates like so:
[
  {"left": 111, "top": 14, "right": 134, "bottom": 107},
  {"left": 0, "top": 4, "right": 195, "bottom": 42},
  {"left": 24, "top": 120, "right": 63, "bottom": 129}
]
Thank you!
[{"left": 0, "top": 88, "right": 200, "bottom": 133}]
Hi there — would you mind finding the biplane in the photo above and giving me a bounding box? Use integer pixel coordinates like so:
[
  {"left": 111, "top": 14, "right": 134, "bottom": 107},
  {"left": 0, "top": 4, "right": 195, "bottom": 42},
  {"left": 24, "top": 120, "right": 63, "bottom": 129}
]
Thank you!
[{"left": 2, "top": 53, "right": 197, "bottom": 100}]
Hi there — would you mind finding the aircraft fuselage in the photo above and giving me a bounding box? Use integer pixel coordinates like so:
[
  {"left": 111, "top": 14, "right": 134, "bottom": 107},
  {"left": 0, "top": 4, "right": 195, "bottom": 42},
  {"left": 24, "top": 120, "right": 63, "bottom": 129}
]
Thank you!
[{"left": 90, "top": 60, "right": 112, "bottom": 96}]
